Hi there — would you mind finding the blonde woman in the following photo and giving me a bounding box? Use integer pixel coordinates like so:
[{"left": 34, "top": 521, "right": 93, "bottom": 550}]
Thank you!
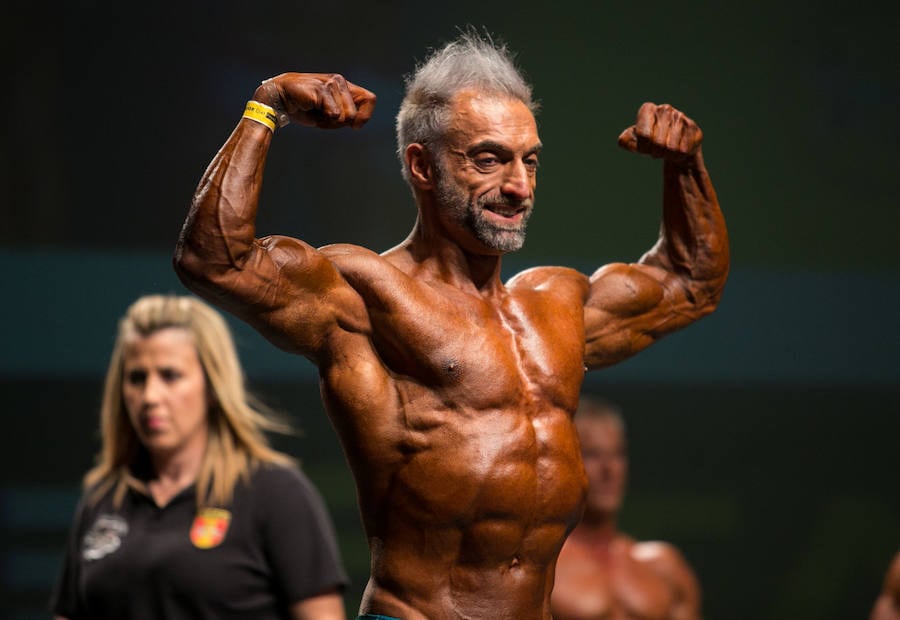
[{"left": 52, "top": 294, "right": 348, "bottom": 620}]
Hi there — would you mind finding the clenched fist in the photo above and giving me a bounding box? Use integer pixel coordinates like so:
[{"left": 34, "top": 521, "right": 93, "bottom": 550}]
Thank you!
[
  {"left": 253, "top": 72, "right": 376, "bottom": 130},
  {"left": 617, "top": 103, "right": 703, "bottom": 164}
]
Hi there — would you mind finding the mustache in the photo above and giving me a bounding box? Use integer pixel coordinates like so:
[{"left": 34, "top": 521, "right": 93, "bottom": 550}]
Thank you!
[{"left": 477, "top": 193, "right": 533, "bottom": 210}]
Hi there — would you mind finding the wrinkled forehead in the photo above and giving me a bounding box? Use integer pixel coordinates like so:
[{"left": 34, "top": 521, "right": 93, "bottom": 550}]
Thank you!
[{"left": 444, "top": 89, "right": 540, "bottom": 146}]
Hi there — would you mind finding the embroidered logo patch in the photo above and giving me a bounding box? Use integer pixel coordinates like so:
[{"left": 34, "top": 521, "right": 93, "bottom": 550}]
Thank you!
[
  {"left": 190, "top": 508, "right": 231, "bottom": 549},
  {"left": 82, "top": 514, "right": 129, "bottom": 561}
]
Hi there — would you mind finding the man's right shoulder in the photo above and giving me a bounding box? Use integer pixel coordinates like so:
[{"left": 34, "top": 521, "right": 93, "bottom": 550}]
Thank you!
[
  {"left": 319, "top": 242, "right": 379, "bottom": 257},
  {"left": 320, "top": 243, "right": 417, "bottom": 293},
  {"left": 320, "top": 243, "right": 396, "bottom": 273}
]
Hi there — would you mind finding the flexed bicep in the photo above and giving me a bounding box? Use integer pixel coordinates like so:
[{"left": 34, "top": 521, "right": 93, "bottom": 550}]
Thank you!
[
  {"left": 175, "top": 71, "right": 378, "bottom": 361},
  {"left": 583, "top": 262, "right": 699, "bottom": 369},
  {"left": 592, "top": 102, "right": 728, "bottom": 373}
]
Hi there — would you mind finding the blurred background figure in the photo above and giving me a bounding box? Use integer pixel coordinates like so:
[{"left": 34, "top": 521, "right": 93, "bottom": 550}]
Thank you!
[
  {"left": 871, "top": 551, "right": 900, "bottom": 620},
  {"left": 51, "top": 294, "right": 348, "bottom": 620},
  {"left": 552, "top": 396, "right": 701, "bottom": 620}
]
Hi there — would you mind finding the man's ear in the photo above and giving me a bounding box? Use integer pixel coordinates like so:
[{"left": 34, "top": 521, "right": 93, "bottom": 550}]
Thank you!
[{"left": 406, "top": 143, "right": 434, "bottom": 189}]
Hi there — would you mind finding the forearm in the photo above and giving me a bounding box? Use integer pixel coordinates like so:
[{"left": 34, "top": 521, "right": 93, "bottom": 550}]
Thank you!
[
  {"left": 289, "top": 591, "right": 346, "bottom": 620},
  {"left": 175, "top": 71, "right": 373, "bottom": 286},
  {"left": 642, "top": 150, "right": 729, "bottom": 309},
  {"left": 175, "top": 114, "right": 273, "bottom": 284}
]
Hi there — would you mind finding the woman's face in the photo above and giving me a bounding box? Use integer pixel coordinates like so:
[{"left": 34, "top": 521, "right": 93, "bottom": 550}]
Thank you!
[{"left": 121, "top": 327, "right": 210, "bottom": 460}]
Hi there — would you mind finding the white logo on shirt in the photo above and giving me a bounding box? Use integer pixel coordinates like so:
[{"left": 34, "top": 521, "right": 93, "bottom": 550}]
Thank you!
[{"left": 82, "top": 514, "right": 129, "bottom": 561}]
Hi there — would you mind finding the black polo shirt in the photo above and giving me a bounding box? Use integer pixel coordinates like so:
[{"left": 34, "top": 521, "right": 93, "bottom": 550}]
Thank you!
[{"left": 52, "top": 463, "right": 349, "bottom": 620}]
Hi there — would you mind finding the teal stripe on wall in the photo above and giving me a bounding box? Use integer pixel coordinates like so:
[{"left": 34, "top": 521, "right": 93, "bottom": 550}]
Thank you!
[{"left": 1, "top": 250, "right": 897, "bottom": 385}]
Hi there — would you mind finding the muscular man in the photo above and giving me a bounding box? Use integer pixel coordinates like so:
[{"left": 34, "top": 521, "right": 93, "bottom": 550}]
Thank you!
[
  {"left": 174, "top": 31, "right": 729, "bottom": 620},
  {"left": 871, "top": 551, "right": 900, "bottom": 620},
  {"left": 551, "top": 397, "right": 702, "bottom": 620}
]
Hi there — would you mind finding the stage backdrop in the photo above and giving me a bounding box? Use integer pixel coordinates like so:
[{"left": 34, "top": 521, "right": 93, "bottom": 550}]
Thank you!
[{"left": 2, "top": 2, "right": 897, "bottom": 619}]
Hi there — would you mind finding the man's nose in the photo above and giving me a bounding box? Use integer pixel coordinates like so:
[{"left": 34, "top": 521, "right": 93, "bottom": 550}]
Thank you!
[{"left": 500, "top": 160, "right": 531, "bottom": 199}]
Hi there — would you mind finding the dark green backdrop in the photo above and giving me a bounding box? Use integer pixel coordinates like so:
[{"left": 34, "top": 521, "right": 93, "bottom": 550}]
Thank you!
[{"left": 2, "top": 1, "right": 897, "bottom": 619}]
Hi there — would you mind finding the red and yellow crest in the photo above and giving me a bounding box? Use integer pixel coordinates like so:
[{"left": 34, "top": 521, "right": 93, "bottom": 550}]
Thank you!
[{"left": 190, "top": 508, "right": 231, "bottom": 549}]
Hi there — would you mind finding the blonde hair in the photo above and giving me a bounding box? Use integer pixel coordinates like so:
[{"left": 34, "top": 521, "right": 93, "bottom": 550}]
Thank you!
[{"left": 84, "top": 294, "right": 295, "bottom": 508}]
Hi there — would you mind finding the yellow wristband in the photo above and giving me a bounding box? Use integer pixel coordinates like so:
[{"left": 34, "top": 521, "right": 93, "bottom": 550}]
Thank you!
[{"left": 242, "top": 100, "right": 278, "bottom": 132}]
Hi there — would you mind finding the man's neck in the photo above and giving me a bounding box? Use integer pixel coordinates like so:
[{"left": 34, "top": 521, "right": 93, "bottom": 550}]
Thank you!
[
  {"left": 397, "top": 223, "right": 506, "bottom": 293},
  {"left": 572, "top": 512, "right": 619, "bottom": 545}
]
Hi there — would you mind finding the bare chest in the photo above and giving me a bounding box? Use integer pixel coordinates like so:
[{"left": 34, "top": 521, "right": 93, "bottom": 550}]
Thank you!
[
  {"left": 553, "top": 545, "right": 675, "bottom": 620},
  {"left": 374, "top": 289, "right": 587, "bottom": 412}
]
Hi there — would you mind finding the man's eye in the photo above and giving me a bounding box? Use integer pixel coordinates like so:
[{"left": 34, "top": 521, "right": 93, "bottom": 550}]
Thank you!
[
  {"left": 474, "top": 155, "right": 500, "bottom": 167},
  {"left": 525, "top": 156, "right": 539, "bottom": 170}
]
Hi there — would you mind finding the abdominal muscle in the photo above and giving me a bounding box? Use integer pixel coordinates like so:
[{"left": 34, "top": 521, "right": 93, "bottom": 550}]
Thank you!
[
  {"left": 355, "top": 404, "right": 588, "bottom": 620},
  {"left": 361, "top": 522, "right": 568, "bottom": 619}
]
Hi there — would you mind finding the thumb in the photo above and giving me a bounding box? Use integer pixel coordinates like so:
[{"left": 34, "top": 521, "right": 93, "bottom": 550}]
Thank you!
[{"left": 617, "top": 126, "right": 638, "bottom": 152}]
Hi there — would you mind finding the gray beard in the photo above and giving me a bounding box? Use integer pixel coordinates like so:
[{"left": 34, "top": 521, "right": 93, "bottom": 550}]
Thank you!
[{"left": 434, "top": 171, "right": 532, "bottom": 253}]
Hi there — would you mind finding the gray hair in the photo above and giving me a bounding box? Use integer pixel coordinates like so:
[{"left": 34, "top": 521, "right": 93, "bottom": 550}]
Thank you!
[{"left": 396, "top": 28, "right": 538, "bottom": 183}]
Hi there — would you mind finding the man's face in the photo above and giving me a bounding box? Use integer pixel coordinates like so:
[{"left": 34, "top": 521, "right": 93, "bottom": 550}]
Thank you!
[
  {"left": 577, "top": 416, "right": 628, "bottom": 517},
  {"left": 432, "top": 90, "right": 541, "bottom": 254}
]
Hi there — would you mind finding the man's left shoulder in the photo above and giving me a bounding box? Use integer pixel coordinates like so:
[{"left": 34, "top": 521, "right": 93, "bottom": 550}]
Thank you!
[
  {"left": 507, "top": 265, "right": 586, "bottom": 291},
  {"left": 632, "top": 541, "right": 691, "bottom": 571}
]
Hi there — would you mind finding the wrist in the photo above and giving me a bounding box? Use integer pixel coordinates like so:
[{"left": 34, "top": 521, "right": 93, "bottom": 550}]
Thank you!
[
  {"left": 253, "top": 79, "right": 290, "bottom": 128},
  {"left": 665, "top": 149, "right": 704, "bottom": 173},
  {"left": 242, "top": 100, "right": 278, "bottom": 132}
]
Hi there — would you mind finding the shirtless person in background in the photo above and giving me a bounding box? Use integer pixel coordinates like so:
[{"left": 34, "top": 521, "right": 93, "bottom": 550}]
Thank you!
[
  {"left": 552, "top": 397, "right": 702, "bottom": 620},
  {"left": 871, "top": 551, "right": 900, "bottom": 620},
  {"left": 174, "top": 30, "right": 728, "bottom": 620}
]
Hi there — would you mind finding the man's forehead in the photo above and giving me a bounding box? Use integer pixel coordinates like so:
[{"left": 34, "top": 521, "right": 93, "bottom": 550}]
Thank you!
[
  {"left": 577, "top": 416, "right": 625, "bottom": 441},
  {"left": 446, "top": 90, "right": 539, "bottom": 144}
]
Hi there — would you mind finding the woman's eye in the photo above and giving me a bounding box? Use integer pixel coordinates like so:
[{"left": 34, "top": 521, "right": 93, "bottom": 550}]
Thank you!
[
  {"left": 126, "top": 370, "right": 146, "bottom": 385},
  {"left": 160, "top": 369, "right": 181, "bottom": 382}
]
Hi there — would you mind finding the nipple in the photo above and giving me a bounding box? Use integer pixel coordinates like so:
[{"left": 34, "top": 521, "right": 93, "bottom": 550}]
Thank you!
[{"left": 444, "top": 358, "right": 461, "bottom": 381}]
